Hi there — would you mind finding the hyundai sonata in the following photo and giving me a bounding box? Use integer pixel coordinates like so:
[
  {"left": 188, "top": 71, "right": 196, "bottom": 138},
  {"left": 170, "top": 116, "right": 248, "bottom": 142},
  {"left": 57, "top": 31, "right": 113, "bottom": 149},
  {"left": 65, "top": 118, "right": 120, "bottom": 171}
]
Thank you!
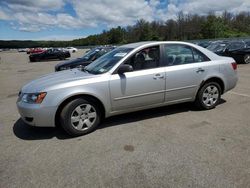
[{"left": 17, "top": 41, "right": 238, "bottom": 136}]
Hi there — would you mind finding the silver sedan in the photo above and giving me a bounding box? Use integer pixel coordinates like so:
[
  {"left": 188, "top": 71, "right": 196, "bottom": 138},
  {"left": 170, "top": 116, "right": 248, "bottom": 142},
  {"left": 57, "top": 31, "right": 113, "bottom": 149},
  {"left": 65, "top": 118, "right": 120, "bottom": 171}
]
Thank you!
[{"left": 17, "top": 41, "right": 238, "bottom": 136}]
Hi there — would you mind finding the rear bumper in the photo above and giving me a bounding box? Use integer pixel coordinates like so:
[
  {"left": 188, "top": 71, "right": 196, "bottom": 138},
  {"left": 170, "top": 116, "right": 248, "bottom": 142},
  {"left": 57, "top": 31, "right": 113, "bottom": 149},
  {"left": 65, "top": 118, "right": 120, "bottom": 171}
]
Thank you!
[{"left": 16, "top": 101, "right": 57, "bottom": 127}]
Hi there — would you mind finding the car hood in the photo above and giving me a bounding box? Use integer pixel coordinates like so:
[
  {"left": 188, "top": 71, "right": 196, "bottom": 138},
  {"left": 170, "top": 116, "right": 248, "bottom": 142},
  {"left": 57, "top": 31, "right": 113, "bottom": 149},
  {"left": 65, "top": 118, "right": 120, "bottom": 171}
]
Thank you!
[
  {"left": 55, "top": 58, "right": 88, "bottom": 68},
  {"left": 21, "top": 69, "right": 98, "bottom": 93}
]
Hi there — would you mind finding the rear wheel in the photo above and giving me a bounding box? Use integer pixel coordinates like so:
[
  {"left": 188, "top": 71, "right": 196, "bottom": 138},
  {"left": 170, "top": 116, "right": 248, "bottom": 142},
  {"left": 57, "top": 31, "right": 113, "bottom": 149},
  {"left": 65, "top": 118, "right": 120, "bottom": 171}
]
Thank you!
[
  {"left": 60, "top": 98, "right": 101, "bottom": 136},
  {"left": 195, "top": 82, "right": 221, "bottom": 110},
  {"left": 243, "top": 54, "right": 250, "bottom": 64}
]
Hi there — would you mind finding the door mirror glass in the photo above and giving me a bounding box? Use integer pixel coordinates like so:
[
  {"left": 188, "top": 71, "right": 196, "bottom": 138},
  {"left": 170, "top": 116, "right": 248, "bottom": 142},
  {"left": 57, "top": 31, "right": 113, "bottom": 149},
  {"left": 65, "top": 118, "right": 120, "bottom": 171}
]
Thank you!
[{"left": 118, "top": 64, "right": 133, "bottom": 74}]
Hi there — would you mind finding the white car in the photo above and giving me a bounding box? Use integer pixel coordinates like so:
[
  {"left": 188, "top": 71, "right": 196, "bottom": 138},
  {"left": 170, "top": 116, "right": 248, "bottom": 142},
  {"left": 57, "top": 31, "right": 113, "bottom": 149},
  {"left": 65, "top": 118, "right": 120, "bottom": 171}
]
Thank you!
[{"left": 65, "top": 47, "right": 78, "bottom": 53}]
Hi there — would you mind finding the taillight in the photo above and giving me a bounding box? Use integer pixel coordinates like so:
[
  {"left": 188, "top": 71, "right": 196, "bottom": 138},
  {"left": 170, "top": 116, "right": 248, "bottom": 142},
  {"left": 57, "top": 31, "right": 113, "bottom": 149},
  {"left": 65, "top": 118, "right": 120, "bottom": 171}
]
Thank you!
[{"left": 231, "top": 62, "right": 237, "bottom": 70}]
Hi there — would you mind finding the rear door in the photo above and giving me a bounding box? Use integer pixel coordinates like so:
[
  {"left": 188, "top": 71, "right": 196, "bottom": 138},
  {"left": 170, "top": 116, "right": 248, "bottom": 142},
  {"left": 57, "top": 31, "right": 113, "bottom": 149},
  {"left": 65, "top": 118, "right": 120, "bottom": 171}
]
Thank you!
[{"left": 163, "top": 44, "right": 210, "bottom": 103}]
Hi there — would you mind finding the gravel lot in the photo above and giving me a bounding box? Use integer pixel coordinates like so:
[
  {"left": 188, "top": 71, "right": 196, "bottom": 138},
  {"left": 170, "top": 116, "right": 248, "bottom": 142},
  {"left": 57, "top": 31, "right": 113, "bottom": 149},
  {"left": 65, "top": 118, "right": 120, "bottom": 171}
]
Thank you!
[{"left": 0, "top": 50, "right": 250, "bottom": 188}]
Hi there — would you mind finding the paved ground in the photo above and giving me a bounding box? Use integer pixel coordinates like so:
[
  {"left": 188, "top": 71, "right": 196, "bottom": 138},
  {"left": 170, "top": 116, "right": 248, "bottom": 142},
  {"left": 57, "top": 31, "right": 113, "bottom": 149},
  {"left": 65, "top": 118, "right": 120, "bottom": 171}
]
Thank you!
[{"left": 0, "top": 51, "right": 250, "bottom": 188}]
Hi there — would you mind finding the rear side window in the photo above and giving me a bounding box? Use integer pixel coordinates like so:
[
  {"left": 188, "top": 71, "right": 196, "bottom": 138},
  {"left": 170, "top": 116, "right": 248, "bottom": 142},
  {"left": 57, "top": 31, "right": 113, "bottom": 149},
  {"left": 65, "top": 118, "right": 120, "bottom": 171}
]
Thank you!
[
  {"left": 193, "top": 48, "right": 210, "bottom": 62},
  {"left": 164, "top": 44, "right": 210, "bottom": 66}
]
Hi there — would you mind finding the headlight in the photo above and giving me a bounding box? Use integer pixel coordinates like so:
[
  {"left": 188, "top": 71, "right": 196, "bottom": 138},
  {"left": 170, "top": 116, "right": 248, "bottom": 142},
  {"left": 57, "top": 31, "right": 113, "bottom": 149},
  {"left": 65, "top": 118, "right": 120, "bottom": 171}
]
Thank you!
[{"left": 21, "top": 92, "right": 47, "bottom": 104}]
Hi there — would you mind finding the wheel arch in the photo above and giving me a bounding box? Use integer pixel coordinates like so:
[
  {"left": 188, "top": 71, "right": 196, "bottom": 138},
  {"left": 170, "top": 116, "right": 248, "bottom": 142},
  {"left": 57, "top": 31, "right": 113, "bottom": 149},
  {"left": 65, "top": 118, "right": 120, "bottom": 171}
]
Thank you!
[
  {"left": 198, "top": 77, "right": 225, "bottom": 96},
  {"left": 55, "top": 93, "right": 106, "bottom": 127}
]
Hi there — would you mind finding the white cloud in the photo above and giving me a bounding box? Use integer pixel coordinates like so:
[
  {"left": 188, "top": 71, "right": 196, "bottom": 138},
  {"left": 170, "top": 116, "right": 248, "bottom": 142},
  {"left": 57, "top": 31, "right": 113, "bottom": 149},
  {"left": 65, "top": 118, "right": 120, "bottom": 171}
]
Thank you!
[
  {"left": 2, "top": 0, "right": 65, "bottom": 11},
  {"left": 0, "top": 0, "right": 250, "bottom": 33},
  {"left": 71, "top": 0, "right": 154, "bottom": 27},
  {"left": 169, "top": 0, "right": 250, "bottom": 15}
]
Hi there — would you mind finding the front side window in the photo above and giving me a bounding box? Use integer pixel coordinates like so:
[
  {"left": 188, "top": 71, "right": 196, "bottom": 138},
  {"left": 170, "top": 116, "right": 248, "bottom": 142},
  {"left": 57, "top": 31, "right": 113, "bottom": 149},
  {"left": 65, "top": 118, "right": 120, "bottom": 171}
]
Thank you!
[{"left": 124, "top": 46, "right": 160, "bottom": 71}]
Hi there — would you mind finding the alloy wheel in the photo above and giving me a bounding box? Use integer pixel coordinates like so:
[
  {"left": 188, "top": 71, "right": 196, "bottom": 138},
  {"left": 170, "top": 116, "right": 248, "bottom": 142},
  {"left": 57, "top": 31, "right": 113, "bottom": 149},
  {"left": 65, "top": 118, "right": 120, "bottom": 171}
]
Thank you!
[
  {"left": 202, "top": 85, "right": 219, "bottom": 107},
  {"left": 70, "top": 104, "right": 97, "bottom": 131},
  {"left": 244, "top": 54, "right": 250, "bottom": 64}
]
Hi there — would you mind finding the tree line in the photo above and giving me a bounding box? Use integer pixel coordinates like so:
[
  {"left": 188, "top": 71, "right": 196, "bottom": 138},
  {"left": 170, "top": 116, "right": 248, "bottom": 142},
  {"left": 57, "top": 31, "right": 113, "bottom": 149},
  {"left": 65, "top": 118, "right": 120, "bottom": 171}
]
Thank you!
[{"left": 1, "top": 11, "right": 250, "bottom": 48}]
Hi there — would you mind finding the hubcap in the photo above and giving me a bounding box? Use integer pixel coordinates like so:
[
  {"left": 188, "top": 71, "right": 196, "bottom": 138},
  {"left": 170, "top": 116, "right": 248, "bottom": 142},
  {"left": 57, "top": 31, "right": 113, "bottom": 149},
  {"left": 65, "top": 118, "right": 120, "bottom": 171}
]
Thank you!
[
  {"left": 244, "top": 55, "right": 250, "bottom": 64},
  {"left": 70, "top": 104, "right": 97, "bottom": 131},
  {"left": 202, "top": 85, "right": 219, "bottom": 107}
]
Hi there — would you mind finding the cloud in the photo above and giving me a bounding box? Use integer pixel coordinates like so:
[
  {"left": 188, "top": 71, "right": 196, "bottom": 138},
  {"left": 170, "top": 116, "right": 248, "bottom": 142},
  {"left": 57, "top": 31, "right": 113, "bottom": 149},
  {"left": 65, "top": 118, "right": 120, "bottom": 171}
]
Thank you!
[
  {"left": 2, "top": 0, "right": 65, "bottom": 11},
  {"left": 0, "top": 0, "right": 250, "bottom": 33},
  {"left": 71, "top": 0, "right": 154, "bottom": 27},
  {"left": 0, "top": 9, "right": 10, "bottom": 20}
]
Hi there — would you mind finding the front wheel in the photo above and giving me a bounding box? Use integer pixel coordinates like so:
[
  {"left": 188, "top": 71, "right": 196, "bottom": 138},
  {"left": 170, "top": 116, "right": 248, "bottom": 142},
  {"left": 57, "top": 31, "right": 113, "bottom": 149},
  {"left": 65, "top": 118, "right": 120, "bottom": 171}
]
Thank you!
[
  {"left": 60, "top": 98, "right": 101, "bottom": 136},
  {"left": 195, "top": 82, "right": 221, "bottom": 110},
  {"left": 243, "top": 54, "right": 250, "bottom": 64},
  {"left": 59, "top": 55, "right": 65, "bottom": 60}
]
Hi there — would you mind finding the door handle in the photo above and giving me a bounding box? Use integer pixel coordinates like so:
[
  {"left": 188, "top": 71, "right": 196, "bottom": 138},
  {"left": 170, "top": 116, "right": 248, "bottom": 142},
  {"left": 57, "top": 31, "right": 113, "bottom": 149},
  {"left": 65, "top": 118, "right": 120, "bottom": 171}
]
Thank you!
[
  {"left": 196, "top": 68, "right": 205, "bottom": 73},
  {"left": 153, "top": 74, "right": 164, "bottom": 79}
]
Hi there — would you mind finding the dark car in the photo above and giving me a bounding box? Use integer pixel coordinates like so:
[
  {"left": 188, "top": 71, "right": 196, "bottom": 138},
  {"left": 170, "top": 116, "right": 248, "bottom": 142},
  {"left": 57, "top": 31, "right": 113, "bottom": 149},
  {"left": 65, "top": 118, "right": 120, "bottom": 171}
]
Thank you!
[
  {"left": 55, "top": 47, "right": 115, "bottom": 71},
  {"left": 193, "top": 41, "right": 211, "bottom": 48},
  {"left": 207, "top": 40, "right": 250, "bottom": 64},
  {"left": 29, "top": 48, "right": 70, "bottom": 62}
]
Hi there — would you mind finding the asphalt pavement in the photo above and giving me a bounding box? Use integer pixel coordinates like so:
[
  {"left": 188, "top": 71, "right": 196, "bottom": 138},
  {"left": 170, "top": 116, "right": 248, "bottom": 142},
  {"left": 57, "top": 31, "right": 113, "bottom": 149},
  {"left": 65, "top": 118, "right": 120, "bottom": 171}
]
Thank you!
[{"left": 0, "top": 51, "right": 249, "bottom": 188}]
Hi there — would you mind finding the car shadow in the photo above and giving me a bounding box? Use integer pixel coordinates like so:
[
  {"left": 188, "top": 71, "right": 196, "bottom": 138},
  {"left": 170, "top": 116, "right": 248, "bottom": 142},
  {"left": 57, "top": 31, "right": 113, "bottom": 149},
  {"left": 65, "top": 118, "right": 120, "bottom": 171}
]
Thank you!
[
  {"left": 13, "top": 100, "right": 226, "bottom": 140},
  {"left": 98, "top": 99, "right": 226, "bottom": 129}
]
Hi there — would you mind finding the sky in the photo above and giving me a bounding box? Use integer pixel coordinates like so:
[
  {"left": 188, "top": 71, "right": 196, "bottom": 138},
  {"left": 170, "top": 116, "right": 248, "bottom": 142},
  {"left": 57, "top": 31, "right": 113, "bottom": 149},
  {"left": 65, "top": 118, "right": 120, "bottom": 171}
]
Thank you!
[{"left": 0, "top": 0, "right": 250, "bottom": 41}]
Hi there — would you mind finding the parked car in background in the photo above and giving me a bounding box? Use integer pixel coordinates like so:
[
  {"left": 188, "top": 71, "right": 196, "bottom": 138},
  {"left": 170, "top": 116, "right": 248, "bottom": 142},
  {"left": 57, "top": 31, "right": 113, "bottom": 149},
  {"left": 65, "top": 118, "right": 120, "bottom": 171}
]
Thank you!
[
  {"left": 55, "top": 47, "right": 115, "bottom": 71},
  {"left": 18, "top": 48, "right": 28, "bottom": 52},
  {"left": 194, "top": 41, "right": 211, "bottom": 48},
  {"left": 207, "top": 40, "right": 250, "bottom": 64},
  {"left": 27, "top": 48, "right": 45, "bottom": 54},
  {"left": 64, "top": 47, "right": 78, "bottom": 53},
  {"left": 29, "top": 48, "right": 70, "bottom": 62},
  {"left": 17, "top": 41, "right": 238, "bottom": 136}
]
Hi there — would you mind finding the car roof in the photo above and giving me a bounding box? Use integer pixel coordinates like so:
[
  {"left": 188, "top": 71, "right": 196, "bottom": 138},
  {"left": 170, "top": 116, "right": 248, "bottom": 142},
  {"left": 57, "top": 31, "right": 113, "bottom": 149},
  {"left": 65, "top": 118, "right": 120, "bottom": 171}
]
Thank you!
[{"left": 120, "top": 41, "right": 214, "bottom": 49}]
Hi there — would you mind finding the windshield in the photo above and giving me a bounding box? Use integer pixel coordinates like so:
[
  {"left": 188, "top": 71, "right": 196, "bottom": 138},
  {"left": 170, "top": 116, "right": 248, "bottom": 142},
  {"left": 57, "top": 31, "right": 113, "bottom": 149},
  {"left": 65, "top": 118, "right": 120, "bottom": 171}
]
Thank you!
[
  {"left": 207, "top": 42, "right": 228, "bottom": 52},
  {"left": 84, "top": 47, "right": 133, "bottom": 74},
  {"left": 82, "top": 48, "right": 100, "bottom": 60}
]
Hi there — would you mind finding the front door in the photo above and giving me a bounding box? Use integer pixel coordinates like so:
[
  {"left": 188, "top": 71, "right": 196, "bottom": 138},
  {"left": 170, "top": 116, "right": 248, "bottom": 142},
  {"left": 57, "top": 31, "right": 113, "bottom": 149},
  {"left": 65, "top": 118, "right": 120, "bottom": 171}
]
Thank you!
[{"left": 109, "top": 45, "right": 166, "bottom": 111}]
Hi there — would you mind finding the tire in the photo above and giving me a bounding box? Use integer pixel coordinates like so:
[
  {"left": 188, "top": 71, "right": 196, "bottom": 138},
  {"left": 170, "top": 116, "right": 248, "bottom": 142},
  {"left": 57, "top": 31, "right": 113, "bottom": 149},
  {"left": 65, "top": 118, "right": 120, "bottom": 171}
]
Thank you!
[
  {"left": 29, "top": 58, "right": 35, "bottom": 62},
  {"left": 195, "top": 82, "right": 221, "bottom": 110},
  {"left": 60, "top": 98, "right": 101, "bottom": 136},
  {"left": 59, "top": 56, "right": 65, "bottom": 60},
  {"left": 243, "top": 54, "right": 250, "bottom": 64}
]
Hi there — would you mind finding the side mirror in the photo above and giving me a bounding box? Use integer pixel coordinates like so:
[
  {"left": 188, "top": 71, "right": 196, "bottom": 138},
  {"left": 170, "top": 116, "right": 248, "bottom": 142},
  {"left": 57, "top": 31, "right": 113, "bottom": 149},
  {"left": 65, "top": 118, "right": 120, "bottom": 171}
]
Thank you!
[
  {"left": 118, "top": 64, "right": 133, "bottom": 74},
  {"left": 224, "top": 48, "right": 229, "bottom": 53}
]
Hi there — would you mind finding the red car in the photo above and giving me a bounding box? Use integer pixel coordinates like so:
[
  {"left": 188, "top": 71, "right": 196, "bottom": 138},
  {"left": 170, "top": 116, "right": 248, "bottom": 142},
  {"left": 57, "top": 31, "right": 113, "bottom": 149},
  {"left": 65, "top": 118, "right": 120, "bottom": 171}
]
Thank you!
[{"left": 27, "top": 48, "right": 45, "bottom": 54}]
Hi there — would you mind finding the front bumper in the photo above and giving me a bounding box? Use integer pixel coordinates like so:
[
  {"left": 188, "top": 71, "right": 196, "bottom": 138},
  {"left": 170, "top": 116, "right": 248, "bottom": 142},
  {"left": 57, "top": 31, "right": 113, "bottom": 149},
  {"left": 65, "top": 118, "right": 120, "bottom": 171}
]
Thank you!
[{"left": 16, "top": 101, "right": 57, "bottom": 127}]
